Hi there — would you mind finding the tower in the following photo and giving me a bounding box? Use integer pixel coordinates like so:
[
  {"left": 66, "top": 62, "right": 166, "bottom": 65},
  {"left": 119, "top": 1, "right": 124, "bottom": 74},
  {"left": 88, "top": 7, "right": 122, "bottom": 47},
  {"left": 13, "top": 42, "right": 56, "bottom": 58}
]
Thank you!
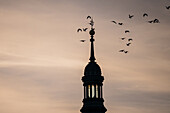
[{"left": 80, "top": 19, "right": 107, "bottom": 113}]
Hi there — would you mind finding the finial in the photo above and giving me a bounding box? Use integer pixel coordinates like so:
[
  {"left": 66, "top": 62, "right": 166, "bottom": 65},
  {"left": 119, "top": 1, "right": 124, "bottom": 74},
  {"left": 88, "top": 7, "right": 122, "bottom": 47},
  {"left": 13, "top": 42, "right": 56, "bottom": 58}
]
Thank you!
[
  {"left": 89, "top": 18, "right": 94, "bottom": 29},
  {"left": 89, "top": 18, "right": 96, "bottom": 62}
]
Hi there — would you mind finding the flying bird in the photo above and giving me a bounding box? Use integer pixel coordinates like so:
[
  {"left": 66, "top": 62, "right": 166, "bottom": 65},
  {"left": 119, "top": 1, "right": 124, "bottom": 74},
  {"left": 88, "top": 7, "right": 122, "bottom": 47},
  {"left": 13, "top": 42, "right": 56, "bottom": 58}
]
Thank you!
[
  {"left": 119, "top": 49, "right": 124, "bottom": 52},
  {"left": 126, "top": 43, "right": 131, "bottom": 46},
  {"left": 80, "top": 40, "right": 86, "bottom": 42},
  {"left": 148, "top": 20, "right": 153, "bottom": 23},
  {"left": 153, "top": 19, "right": 160, "bottom": 23},
  {"left": 124, "top": 51, "right": 128, "bottom": 54},
  {"left": 121, "top": 37, "right": 126, "bottom": 40},
  {"left": 125, "top": 30, "right": 130, "bottom": 33},
  {"left": 77, "top": 28, "right": 82, "bottom": 32},
  {"left": 89, "top": 22, "right": 94, "bottom": 26},
  {"left": 128, "top": 38, "right": 133, "bottom": 41},
  {"left": 87, "top": 16, "right": 92, "bottom": 19},
  {"left": 166, "top": 6, "right": 170, "bottom": 10},
  {"left": 129, "top": 14, "right": 134, "bottom": 19},
  {"left": 118, "top": 23, "right": 123, "bottom": 25},
  {"left": 111, "top": 20, "right": 117, "bottom": 24},
  {"left": 83, "top": 28, "right": 88, "bottom": 32},
  {"left": 143, "top": 13, "right": 148, "bottom": 17}
]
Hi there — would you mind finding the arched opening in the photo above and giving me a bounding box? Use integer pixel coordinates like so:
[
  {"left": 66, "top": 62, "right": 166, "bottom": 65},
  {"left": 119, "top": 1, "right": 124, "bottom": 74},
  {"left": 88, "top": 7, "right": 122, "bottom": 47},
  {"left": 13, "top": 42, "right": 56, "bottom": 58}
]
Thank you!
[
  {"left": 88, "top": 85, "right": 90, "bottom": 98},
  {"left": 92, "top": 85, "right": 95, "bottom": 98}
]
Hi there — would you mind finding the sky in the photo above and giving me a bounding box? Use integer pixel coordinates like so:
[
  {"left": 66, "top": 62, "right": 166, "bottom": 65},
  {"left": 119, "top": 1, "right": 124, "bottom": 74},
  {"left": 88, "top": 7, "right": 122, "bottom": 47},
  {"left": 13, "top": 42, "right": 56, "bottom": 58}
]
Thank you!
[{"left": 0, "top": 0, "right": 170, "bottom": 113}]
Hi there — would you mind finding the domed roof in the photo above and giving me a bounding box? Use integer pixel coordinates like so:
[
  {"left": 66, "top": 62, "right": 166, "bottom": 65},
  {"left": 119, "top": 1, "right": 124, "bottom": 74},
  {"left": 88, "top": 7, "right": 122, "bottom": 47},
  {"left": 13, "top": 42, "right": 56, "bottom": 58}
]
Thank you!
[{"left": 84, "top": 62, "right": 101, "bottom": 76}]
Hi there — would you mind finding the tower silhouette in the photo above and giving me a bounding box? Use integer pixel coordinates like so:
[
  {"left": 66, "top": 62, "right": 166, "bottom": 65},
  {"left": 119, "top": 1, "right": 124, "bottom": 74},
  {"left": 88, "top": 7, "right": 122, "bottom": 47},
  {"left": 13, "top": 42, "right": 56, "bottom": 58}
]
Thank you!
[{"left": 80, "top": 19, "right": 107, "bottom": 113}]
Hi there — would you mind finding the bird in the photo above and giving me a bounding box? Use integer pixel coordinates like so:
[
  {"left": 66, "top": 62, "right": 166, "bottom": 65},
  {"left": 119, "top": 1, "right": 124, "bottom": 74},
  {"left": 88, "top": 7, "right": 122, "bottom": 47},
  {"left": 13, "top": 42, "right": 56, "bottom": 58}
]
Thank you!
[
  {"left": 166, "top": 6, "right": 170, "bottom": 10},
  {"left": 89, "top": 22, "right": 94, "bottom": 26},
  {"left": 153, "top": 19, "right": 160, "bottom": 23},
  {"left": 128, "top": 38, "right": 133, "bottom": 41},
  {"left": 121, "top": 37, "right": 126, "bottom": 40},
  {"left": 126, "top": 43, "right": 131, "bottom": 46},
  {"left": 111, "top": 20, "right": 117, "bottom": 24},
  {"left": 148, "top": 20, "right": 153, "bottom": 23},
  {"left": 77, "top": 28, "right": 82, "bottom": 32},
  {"left": 80, "top": 40, "right": 86, "bottom": 42},
  {"left": 119, "top": 49, "right": 124, "bottom": 52},
  {"left": 125, "top": 30, "right": 130, "bottom": 33},
  {"left": 87, "top": 16, "right": 91, "bottom": 19},
  {"left": 83, "top": 28, "right": 88, "bottom": 32},
  {"left": 129, "top": 14, "right": 134, "bottom": 19},
  {"left": 143, "top": 13, "right": 148, "bottom": 17},
  {"left": 118, "top": 23, "right": 123, "bottom": 25},
  {"left": 124, "top": 51, "right": 128, "bottom": 53}
]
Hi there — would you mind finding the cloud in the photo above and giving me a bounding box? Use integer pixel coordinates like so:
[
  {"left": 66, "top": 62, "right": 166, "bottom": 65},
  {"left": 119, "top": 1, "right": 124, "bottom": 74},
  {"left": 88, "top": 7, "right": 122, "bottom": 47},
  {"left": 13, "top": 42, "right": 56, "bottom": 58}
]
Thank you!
[{"left": 0, "top": 0, "right": 170, "bottom": 113}]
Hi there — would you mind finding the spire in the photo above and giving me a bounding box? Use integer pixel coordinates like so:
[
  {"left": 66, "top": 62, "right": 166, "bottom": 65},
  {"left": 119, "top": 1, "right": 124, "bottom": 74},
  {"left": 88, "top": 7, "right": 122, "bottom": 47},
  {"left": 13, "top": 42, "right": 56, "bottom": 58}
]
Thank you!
[{"left": 89, "top": 19, "right": 96, "bottom": 62}]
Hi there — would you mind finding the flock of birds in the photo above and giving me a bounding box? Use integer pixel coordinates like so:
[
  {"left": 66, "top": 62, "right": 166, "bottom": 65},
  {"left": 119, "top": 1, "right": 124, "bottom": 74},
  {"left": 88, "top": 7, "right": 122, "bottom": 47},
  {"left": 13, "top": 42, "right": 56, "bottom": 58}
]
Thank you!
[
  {"left": 111, "top": 12, "right": 161, "bottom": 54},
  {"left": 77, "top": 5, "right": 170, "bottom": 54},
  {"left": 77, "top": 16, "right": 93, "bottom": 42}
]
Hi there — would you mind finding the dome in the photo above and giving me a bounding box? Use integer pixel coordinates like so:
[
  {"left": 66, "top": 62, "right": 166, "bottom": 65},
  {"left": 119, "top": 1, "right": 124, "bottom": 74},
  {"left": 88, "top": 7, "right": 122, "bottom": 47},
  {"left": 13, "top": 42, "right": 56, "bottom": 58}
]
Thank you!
[{"left": 84, "top": 62, "right": 101, "bottom": 76}]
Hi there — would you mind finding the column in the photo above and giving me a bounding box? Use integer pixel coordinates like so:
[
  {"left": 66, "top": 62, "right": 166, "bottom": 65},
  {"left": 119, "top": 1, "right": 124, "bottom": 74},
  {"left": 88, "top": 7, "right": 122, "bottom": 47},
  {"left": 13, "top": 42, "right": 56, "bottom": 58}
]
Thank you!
[
  {"left": 84, "top": 86, "right": 85, "bottom": 98},
  {"left": 90, "top": 85, "right": 92, "bottom": 98},
  {"left": 87, "top": 85, "right": 89, "bottom": 98},
  {"left": 101, "top": 86, "right": 103, "bottom": 98},
  {"left": 98, "top": 85, "right": 100, "bottom": 98}
]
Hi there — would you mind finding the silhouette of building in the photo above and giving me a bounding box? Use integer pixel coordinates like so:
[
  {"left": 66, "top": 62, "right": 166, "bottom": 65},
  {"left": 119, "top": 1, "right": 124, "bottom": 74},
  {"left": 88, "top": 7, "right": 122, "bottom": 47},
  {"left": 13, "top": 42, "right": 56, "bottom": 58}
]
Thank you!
[{"left": 80, "top": 24, "right": 107, "bottom": 113}]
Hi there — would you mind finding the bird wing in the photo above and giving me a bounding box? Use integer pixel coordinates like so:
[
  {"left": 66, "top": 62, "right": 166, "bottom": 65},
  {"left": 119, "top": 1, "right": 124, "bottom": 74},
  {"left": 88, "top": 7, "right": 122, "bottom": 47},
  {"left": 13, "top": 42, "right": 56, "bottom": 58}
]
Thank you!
[
  {"left": 124, "top": 51, "right": 128, "bottom": 53},
  {"left": 80, "top": 40, "right": 85, "bottom": 42},
  {"left": 125, "top": 30, "right": 129, "bottom": 33},
  {"left": 77, "top": 28, "right": 82, "bottom": 32},
  {"left": 111, "top": 21, "right": 117, "bottom": 24},
  {"left": 83, "top": 28, "right": 88, "bottom": 31},
  {"left": 129, "top": 14, "right": 130, "bottom": 18},
  {"left": 148, "top": 20, "right": 153, "bottom": 23},
  {"left": 166, "top": 6, "right": 170, "bottom": 9},
  {"left": 128, "top": 38, "right": 132, "bottom": 41},
  {"left": 119, "top": 50, "right": 124, "bottom": 52},
  {"left": 87, "top": 16, "right": 91, "bottom": 19},
  {"left": 143, "top": 13, "right": 148, "bottom": 17}
]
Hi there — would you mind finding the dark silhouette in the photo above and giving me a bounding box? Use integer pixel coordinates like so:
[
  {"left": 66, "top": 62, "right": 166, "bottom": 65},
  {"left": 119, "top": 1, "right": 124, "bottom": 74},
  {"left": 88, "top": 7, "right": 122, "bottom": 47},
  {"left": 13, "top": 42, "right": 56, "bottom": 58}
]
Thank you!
[
  {"left": 128, "top": 38, "right": 133, "bottom": 41},
  {"left": 80, "top": 20, "right": 107, "bottom": 113},
  {"left": 83, "top": 28, "right": 88, "bottom": 32},
  {"left": 125, "top": 30, "right": 130, "bottom": 33},
  {"left": 148, "top": 19, "right": 160, "bottom": 24},
  {"left": 77, "top": 28, "right": 82, "bottom": 32},
  {"left": 143, "top": 13, "right": 148, "bottom": 17},
  {"left": 111, "top": 20, "right": 117, "bottom": 24},
  {"left": 87, "top": 16, "right": 92, "bottom": 19},
  {"left": 129, "top": 14, "right": 134, "bottom": 19},
  {"left": 119, "top": 49, "right": 124, "bottom": 52},
  {"left": 121, "top": 37, "right": 126, "bottom": 40},
  {"left": 153, "top": 19, "right": 160, "bottom": 23},
  {"left": 118, "top": 23, "right": 123, "bottom": 25},
  {"left": 126, "top": 43, "right": 131, "bottom": 46},
  {"left": 80, "top": 40, "right": 86, "bottom": 42},
  {"left": 166, "top": 6, "right": 170, "bottom": 10},
  {"left": 124, "top": 51, "right": 128, "bottom": 53},
  {"left": 148, "top": 20, "right": 154, "bottom": 23}
]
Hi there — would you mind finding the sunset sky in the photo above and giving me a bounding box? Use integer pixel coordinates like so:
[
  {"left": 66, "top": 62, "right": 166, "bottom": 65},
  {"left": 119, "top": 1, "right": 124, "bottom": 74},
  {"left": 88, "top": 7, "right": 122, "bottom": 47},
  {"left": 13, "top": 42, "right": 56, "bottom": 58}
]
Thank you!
[{"left": 0, "top": 0, "right": 170, "bottom": 113}]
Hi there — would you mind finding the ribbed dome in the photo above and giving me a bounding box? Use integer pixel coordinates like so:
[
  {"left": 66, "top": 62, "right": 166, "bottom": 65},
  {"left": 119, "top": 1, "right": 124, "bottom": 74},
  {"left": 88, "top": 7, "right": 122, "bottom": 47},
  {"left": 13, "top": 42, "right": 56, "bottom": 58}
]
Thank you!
[{"left": 84, "top": 62, "right": 101, "bottom": 76}]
